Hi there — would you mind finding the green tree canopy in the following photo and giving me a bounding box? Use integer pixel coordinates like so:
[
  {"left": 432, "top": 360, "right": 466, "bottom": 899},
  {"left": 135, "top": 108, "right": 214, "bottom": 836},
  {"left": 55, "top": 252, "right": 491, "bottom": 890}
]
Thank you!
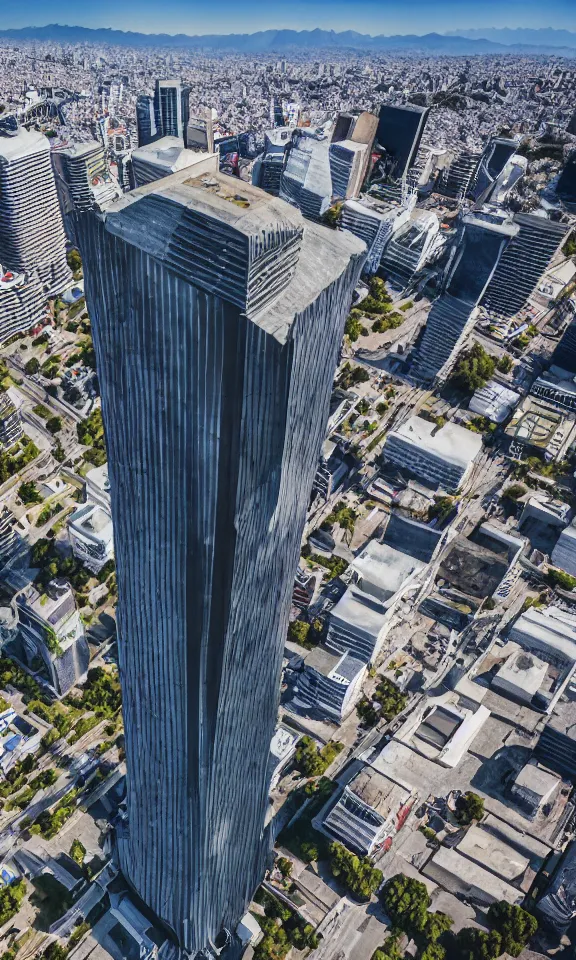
[
  {"left": 455, "top": 791, "right": 484, "bottom": 825},
  {"left": 381, "top": 874, "right": 431, "bottom": 934},
  {"left": 486, "top": 902, "right": 537, "bottom": 957},
  {"left": 372, "top": 937, "right": 404, "bottom": 960},
  {"left": 451, "top": 343, "right": 496, "bottom": 394},
  {"left": 294, "top": 736, "right": 343, "bottom": 777},
  {"left": 330, "top": 842, "right": 383, "bottom": 901},
  {"left": 452, "top": 928, "right": 502, "bottom": 960}
]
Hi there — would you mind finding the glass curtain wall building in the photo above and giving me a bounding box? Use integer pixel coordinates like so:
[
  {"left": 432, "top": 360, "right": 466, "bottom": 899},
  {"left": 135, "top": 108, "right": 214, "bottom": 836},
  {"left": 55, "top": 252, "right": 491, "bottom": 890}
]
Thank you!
[{"left": 77, "top": 170, "right": 365, "bottom": 956}]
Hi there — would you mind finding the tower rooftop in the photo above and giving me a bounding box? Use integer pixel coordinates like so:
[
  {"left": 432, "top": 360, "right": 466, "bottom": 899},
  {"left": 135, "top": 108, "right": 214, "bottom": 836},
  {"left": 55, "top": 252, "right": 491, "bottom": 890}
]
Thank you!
[
  {"left": 0, "top": 126, "right": 48, "bottom": 162},
  {"left": 101, "top": 169, "right": 365, "bottom": 338}
]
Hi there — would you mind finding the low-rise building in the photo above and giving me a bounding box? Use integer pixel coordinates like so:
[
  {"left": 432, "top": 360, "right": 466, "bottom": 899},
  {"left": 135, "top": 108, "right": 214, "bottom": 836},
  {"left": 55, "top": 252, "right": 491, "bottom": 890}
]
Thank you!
[
  {"left": 15, "top": 579, "right": 90, "bottom": 695},
  {"left": 323, "top": 766, "right": 414, "bottom": 855},
  {"left": 67, "top": 503, "right": 114, "bottom": 574},
  {"left": 504, "top": 395, "right": 576, "bottom": 462},
  {"left": 469, "top": 380, "right": 521, "bottom": 423},
  {"left": 382, "top": 416, "right": 482, "bottom": 492},
  {"left": 131, "top": 136, "right": 218, "bottom": 187},
  {"left": 283, "top": 643, "right": 366, "bottom": 724},
  {"left": 325, "top": 539, "right": 424, "bottom": 663},
  {"left": 510, "top": 762, "right": 561, "bottom": 819},
  {"left": 267, "top": 723, "right": 299, "bottom": 791},
  {"left": 394, "top": 695, "right": 490, "bottom": 768},
  {"left": 85, "top": 463, "right": 111, "bottom": 511},
  {"left": 422, "top": 845, "right": 524, "bottom": 906}
]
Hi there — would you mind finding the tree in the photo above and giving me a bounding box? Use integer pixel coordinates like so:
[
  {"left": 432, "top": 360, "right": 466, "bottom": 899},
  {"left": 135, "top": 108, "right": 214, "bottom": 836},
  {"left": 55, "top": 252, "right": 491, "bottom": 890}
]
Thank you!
[
  {"left": 18, "top": 481, "right": 42, "bottom": 505},
  {"left": 338, "top": 363, "right": 370, "bottom": 389},
  {"left": 546, "top": 567, "right": 576, "bottom": 591},
  {"left": 41, "top": 945, "right": 69, "bottom": 960},
  {"left": 486, "top": 902, "right": 537, "bottom": 957},
  {"left": 496, "top": 354, "right": 513, "bottom": 374},
  {"left": 287, "top": 620, "right": 310, "bottom": 647},
  {"left": 25, "top": 357, "right": 40, "bottom": 375},
  {"left": 372, "top": 938, "right": 404, "bottom": 960},
  {"left": 294, "top": 736, "right": 343, "bottom": 777},
  {"left": 428, "top": 496, "right": 455, "bottom": 524},
  {"left": 452, "top": 928, "right": 502, "bottom": 960},
  {"left": 53, "top": 439, "right": 66, "bottom": 462},
  {"left": 70, "top": 838, "right": 86, "bottom": 865},
  {"left": 451, "top": 343, "right": 496, "bottom": 394},
  {"left": 330, "top": 842, "right": 383, "bottom": 900},
  {"left": 0, "top": 879, "right": 26, "bottom": 925},
  {"left": 66, "top": 249, "right": 82, "bottom": 273},
  {"left": 420, "top": 945, "right": 446, "bottom": 960},
  {"left": 299, "top": 841, "right": 319, "bottom": 863},
  {"left": 381, "top": 874, "right": 430, "bottom": 934},
  {"left": 31, "top": 538, "right": 51, "bottom": 566},
  {"left": 345, "top": 313, "right": 364, "bottom": 342},
  {"left": 423, "top": 912, "right": 453, "bottom": 942},
  {"left": 502, "top": 484, "right": 526, "bottom": 502},
  {"left": 322, "top": 203, "right": 342, "bottom": 229},
  {"left": 46, "top": 416, "right": 62, "bottom": 435},
  {"left": 357, "top": 677, "right": 407, "bottom": 728},
  {"left": 455, "top": 791, "right": 484, "bottom": 825},
  {"left": 276, "top": 857, "right": 292, "bottom": 878}
]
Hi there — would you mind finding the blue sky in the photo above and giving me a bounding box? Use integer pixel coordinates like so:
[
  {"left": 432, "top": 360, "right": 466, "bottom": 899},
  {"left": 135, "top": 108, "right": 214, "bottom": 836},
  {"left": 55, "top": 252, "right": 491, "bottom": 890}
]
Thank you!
[{"left": 3, "top": 0, "right": 576, "bottom": 35}]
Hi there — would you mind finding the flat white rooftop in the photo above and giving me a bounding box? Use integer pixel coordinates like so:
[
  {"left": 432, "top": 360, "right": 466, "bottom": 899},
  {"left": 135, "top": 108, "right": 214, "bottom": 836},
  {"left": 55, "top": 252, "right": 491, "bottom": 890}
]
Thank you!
[
  {"left": 509, "top": 605, "right": 576, "bottom": 663},
  {"left": 0, "top": 126, "right": 49, "bottom": 162},
  {"left": 350, "top": 539, "right": 423, "bottom": 603},
  {"left": 494, "top": 648, "right": 549, "bottom": 698},
  {"left": 513, "top": 761, "right": 560, "bottom": 800},
  {"left": 132, "top": 136, "right": 217, "bottom": 174},
  {"left": 330, "top": 586, "right": 389, "bottom": 639},
  {"left": 389, "top": 416, "right": 483, "bottom": 470}
]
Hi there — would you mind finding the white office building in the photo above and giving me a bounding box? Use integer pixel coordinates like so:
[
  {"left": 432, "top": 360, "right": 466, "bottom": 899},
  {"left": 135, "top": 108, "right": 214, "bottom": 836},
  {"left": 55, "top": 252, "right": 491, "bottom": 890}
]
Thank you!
[
  {"left": 68, "top": 503, "right": 114, "bottom": 574},
  {"left": 382, "top": 416, "right": 482, "bottom": 492}
]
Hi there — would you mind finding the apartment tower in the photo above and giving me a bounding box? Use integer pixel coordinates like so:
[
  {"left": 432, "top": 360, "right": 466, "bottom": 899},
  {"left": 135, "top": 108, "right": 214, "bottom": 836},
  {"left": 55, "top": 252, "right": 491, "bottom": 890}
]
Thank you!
[
  {"left": 77, "top": 171, "right": 365, "bottom": 955},
  {"left": 0, "top": 126, "right": 69, "bottom": 298}
]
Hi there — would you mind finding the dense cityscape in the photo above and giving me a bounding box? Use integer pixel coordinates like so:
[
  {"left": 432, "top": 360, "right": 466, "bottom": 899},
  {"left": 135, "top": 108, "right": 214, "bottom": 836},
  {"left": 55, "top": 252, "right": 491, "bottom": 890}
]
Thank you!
[{"left": 0, "top": 19, "right": 574, "bottom": 960}]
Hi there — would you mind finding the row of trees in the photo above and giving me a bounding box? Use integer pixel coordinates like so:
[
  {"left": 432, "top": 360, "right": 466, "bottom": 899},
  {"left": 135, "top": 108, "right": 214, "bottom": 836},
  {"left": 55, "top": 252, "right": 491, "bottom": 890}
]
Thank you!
[
  {"left": 77, "top": 408, "right": 106, "bottom": 467},
  {"left": 0, "top": 438, "right": 39, "bottom": 488},
  {"left": 253, "top": 887, "right": 320, "bottom": 960},
  {"left": 330, "top": 842, "right": 384, "bottom": 900},
  {"left": 357, "top": 676, "right": 407, "bottom": 728},
  {"left": 378, "top": 874, "right": 538, "bottom": 960},
  {"left": 294, "top": 736, "right": 343, "bottom": 777}
]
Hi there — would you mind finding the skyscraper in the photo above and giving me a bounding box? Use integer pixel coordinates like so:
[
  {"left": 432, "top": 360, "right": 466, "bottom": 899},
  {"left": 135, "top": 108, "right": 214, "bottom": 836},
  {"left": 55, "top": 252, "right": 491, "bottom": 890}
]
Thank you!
[
  {"left": 137, "top": 82, "right": 190, "bottom": 148},
  {"left": 0, "top": 126, "right": 69, "bottom": 341},
  {"left": 52, "top": 140, "right": 121, "bottom": 242},
  {"left": 77, "top": 170, "right": 365, "bottom": 955},
  {"left": 155, "top": 79, "right": 190, "bottom": 142},
  {"left": 136, "top": 94, "right": 158, "bottom": 147}
]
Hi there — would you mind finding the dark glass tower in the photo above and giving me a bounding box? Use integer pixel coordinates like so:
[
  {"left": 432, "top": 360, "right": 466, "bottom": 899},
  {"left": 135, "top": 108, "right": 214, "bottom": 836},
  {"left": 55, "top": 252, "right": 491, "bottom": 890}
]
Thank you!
[{"left": 77, "top": 171, "right": 364, "bottom": 955}]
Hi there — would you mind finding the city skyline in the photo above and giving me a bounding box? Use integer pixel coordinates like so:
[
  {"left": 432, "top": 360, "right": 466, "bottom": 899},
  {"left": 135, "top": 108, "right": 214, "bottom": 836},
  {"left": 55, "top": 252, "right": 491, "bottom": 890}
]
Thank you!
[{"left": 1, "top": 1, "right": 575, "bottom": 37}]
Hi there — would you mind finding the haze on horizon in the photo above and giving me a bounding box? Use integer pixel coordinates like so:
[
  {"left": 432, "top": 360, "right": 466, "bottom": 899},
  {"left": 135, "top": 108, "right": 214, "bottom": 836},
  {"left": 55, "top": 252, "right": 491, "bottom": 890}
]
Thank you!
[{"left": 1, "top": 0, "right": 575, "bottom": 39}]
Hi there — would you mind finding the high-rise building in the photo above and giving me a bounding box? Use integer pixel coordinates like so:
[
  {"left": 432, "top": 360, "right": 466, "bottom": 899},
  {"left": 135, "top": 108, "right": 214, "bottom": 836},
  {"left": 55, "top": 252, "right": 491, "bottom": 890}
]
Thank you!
[
  {"left": 155, "top": 79, "right": 190, "bottom": 142},
  {"left": 0, "top": 126, "right": 70, "bottom": 341},
  {"left": 372, "top": 103, "right": 430, "bottom": 183},
  {"left": 481, "top": 213, "right": 570, "bottom": 318},
  {"left": 77, "top": 170, "right": 365, "bottom": 954},
  {"left": 16, "top": 579, "right": 89, "bottom": 695},
  {"left": 52, "top": 141, "right": 121, "bottom": 242},
  {"left": 136, "top": 94, "right": 158, "bottom": 147},
  {"left": 137, "top": 82, "right": 190, "bottom": 148}
]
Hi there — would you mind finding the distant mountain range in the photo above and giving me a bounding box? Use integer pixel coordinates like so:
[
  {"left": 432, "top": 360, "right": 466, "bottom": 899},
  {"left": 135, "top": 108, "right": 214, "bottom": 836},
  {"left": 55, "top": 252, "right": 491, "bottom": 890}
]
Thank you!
[
  {"left": 0, "top": 24, "right": 575, "bottom": 55},
  {"left": 447, "top": 27, "right": 576, "bottom": 48}
]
